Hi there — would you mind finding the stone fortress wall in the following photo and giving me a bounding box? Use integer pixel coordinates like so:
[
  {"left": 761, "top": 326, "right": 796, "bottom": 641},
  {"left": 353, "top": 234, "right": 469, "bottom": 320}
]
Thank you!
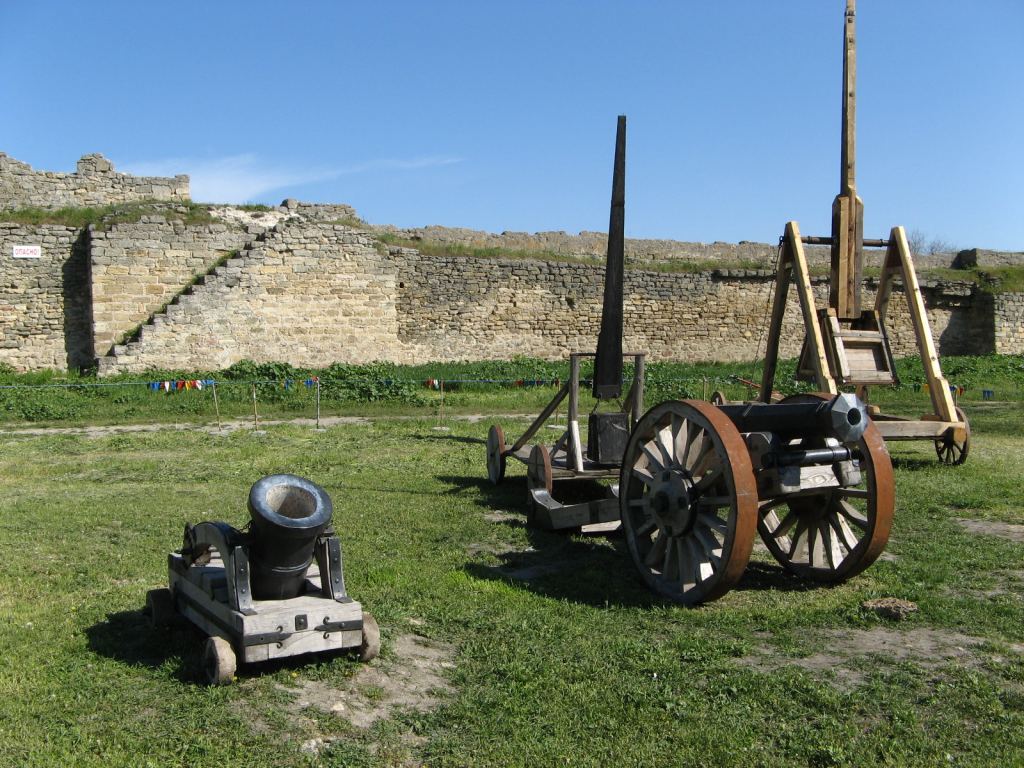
[
  {"left": 0, "top": 151, "right": 1021, "bottom": 374},
  {"left": 0, "top": 153, "right": 189, "bottom": 211}
]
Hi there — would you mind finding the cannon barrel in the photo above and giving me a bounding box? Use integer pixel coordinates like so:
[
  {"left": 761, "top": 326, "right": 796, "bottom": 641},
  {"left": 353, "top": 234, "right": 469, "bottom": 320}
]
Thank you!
[
  {"left": 717, "top": 393, "right": 868, "bottom": 444},
  {"left": 247, "top": 474, "right": 334, "bottom": 600}
]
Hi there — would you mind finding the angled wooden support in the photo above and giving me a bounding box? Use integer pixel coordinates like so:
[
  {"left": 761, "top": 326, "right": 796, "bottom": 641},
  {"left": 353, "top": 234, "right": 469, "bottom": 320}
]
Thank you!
[
  {"left": 874, "top": 226, "right": 958, "bottom": 423},
  {"left": 760, "top": 222, "right": 838, "bottom": 402}
]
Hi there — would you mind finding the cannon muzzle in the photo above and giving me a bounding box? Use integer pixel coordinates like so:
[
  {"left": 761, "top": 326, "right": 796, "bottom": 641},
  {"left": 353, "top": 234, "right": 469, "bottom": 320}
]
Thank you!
[{"left": 247, "top": 474, "right": 334, "bottom": 600}]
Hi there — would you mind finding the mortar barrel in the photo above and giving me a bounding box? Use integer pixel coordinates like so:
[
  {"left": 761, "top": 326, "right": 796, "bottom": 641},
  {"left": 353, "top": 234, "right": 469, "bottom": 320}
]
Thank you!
[{"left": 247, "top": 474, "right": 333, "bottom": 600}]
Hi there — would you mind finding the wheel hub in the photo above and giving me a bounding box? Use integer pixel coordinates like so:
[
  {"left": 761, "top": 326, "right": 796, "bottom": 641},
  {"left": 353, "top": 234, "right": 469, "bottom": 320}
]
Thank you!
[{"left": 647, "top": 469, "right": 694, "bottom": 536}]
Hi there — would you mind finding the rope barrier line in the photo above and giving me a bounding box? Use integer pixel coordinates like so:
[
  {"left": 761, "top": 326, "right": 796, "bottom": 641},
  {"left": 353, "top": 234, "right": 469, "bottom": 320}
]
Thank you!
[{"left": 0, "top": 375, "right": 1007, "bottom": 397}]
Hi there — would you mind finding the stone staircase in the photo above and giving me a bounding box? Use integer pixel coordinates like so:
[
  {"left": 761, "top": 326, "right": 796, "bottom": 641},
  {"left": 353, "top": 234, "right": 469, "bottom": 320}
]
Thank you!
[{"left": 96, "top": 226, "right": 278, "bottom": 375}]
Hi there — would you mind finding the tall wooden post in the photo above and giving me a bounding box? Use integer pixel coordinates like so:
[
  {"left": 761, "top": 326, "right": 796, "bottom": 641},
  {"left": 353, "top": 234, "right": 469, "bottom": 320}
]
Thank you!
[
  {"left": 593, "top": 115, "right": 626, "bottom": 400},
  {"left": 830, "top": 0, "right": 865, "bottom": 320}
]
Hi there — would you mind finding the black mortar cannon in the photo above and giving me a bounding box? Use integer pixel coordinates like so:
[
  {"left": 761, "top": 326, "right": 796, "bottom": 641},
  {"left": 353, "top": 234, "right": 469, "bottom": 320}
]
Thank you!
[
  {"left": 618, "top": 392, "right": 894, "bottom": 605},
  {"left": 145, "top": 474, "right": 379, "bottom": 684}
]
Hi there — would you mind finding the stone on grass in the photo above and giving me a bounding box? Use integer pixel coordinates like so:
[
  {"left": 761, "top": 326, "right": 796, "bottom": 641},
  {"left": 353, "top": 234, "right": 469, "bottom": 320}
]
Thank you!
[{"left": 861, "top": 597, "right": 918, "bottom": 621}]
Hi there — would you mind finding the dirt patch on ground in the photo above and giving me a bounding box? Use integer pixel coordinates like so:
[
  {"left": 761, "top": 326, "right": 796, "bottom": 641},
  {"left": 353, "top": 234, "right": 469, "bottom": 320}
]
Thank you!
[
  {"left": 739, "top": 627, "right": 1023, "bottom": 690},
  {"left": 282, "top": 634, "right": 456, "bottom": 729},
  {"left": 956, "top": 518, "right": 1024, "bottom": 543}
]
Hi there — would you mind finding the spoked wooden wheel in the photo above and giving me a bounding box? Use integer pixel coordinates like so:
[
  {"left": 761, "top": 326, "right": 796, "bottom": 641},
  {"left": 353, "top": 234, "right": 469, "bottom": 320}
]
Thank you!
[
  {"left": 758, "top": 394, "right": 894, "bottom": 582},
  {"left": 619, "top": 400, "right": 758, "bottom": 606},
  {"left": 487, "top": 424, "right": 507, "bottom": 484},
  {"left": 934, "top": 406, "right": 970, "bottom": 466}
]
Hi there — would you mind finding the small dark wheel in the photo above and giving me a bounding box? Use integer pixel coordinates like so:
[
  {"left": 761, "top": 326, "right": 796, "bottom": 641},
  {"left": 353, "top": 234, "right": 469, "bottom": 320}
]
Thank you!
[
  {"left": 710, "top": 391, "right": 728, "bottom": 406},
  {"left": 934, "top": 406, "right": 970, "bottom": 466},
  {"left": 145, "top": 588, "right": 176, "bottom": 628},
  {"left": 525, "top": 444, "right": 554, "bottom": 526},
  {"left": 526, "top": 444, "right": 553, "bottom": 496},
  {"left": 359, "top": 612, "right": 380, "bottom": 662},
  {"left": 486, "top": 425, "right": 507, "bottom": 485},
  {"left": 203, "top": 636, "right": 236, "bottom": 686}
]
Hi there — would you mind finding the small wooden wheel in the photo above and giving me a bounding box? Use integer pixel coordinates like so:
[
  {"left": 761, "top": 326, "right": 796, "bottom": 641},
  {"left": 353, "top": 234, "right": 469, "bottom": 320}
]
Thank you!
[
  {"left": 486, "top": 424, "right": 507, "bottom": 484},
  {"left": 203, "top": 636, "right": 236, "bottom": 686},
  {"left": 359, "top": 612, "right": 381, "bottom": 662},
  {"left": 710, "top": 391, "right": 728, "bottom": 406},
  {"left": 934, "top": 406, "right": 970, "bottom": 466},
  {"left": 527, "top": 444, "right": 553, "bottom": 495},
  {"left": 145, "top": 587, "right": 176, "bottom": 628},
  {"left": 758, "top": 394, "right": 894, "bottom": 582},
  {"left": 619, "top": 400, "right": 758, "bottom": 606}
]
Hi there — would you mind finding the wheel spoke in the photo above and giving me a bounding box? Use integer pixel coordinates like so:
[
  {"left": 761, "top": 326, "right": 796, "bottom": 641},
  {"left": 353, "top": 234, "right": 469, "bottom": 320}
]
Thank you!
[
  {"left": 656, "top": 425, "right": 675, "bottom": 468},
  {"left": 690, "top": 465, "right": 723, "bottom": 497},
  {"left": 662, "top": 532, "right": 676, "bottom": 575},
  {"left": 695, "top": 524, "right": 724, "bottom": 561},
  {"left": 641, "top": 441, "right": 665, "bottom": 473},
  {"left": 788, "top": 519, "right": 809, "bottom": 561},
  {"left": 838, "top": 499, "right": 869, "bottom": 530},
  {"left": 759, "top": 497, "right": 788, "bottom": 514},
  {"left": 644, "top": 532, "right": 668, "bottom": 568},
  {"left": 770, "top": 509, "right": 798, "bottom": 539},
  {"left": 697, "top": 511, "right": 728, "bottom": 536},
  {"left": 634, "top": 515, "right": 658, "bottom": 537},
  {"left": 632, "top": 466, "right": 655, "bottom": 487},
  {"left": 822, "top": 520, "right": 844, "bottom": 570},
  {"left": 672, "top": 415, "right": 690, "bottom": 463},
  {"left": 689, "top": 441, "right": 716, "bottom": 476},
  {"left": 828, "top": 510, "right": 859, "bottom": 551},
  {"left": 837, "top": 488, "right": 870, "bottom": 500},
  {"left": 685, "top": 433, "right": 710, "bottom": 472},
  {"left": 681, "top": 537, "right": 699, "bottom": 591}
]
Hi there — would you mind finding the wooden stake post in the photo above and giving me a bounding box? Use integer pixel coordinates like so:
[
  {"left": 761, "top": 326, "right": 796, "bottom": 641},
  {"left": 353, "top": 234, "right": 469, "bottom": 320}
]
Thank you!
[
  {"left": 485, "top": 116, "right": 650, "bottom": 528},
  {"left": 760, "top": 0, "right": 968, "bottom": 463}
]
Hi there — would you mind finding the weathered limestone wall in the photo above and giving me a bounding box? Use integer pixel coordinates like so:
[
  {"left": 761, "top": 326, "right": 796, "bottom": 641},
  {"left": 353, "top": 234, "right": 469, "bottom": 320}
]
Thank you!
[
  {"left": 391, "top": 252, "right": 991, "bottom": 364},
  {"left": 97, "top": 224, "right": 398, "bottom": 374},
  {"left": 0, "top": 153, "right": 189, "bottom": 211},
  {"left": 995, "top": 293, "right": 1024, "bottom": 354},
  {"left": 0, "top": 223, "right": 93, "bottom": 370},
  {"left": 0, "top": 213, "right": 1019, "bottom": 374},
  {"left": 89, "top": 219, "right": 255, "bottom": 357}
]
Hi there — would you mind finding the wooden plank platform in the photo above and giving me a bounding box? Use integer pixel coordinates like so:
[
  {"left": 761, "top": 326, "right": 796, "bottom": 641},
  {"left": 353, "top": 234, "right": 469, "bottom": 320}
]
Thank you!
[
  {"left": 873, "top": 418, "right": 966, "bottom": 441},
  {"left": 510, "top": 446, "right": 620, "bottom": 479}
]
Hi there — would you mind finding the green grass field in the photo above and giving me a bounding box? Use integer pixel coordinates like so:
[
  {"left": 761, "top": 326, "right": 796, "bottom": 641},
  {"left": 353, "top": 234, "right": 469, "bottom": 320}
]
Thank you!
[{"left": 1, "top": 383, "right": 1022, "bottom": 766}]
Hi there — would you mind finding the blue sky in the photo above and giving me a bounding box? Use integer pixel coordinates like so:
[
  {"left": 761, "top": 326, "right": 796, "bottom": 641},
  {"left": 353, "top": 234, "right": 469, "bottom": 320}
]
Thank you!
[{"left": 3, "top": 1, "right": 1022, "bottom": 250}]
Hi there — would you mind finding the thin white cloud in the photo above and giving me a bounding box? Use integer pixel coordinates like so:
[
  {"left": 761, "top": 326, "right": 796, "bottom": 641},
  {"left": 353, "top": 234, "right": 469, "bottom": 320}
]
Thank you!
[{"left": 119, "top": 153, "right": 463, "bottom": 204}]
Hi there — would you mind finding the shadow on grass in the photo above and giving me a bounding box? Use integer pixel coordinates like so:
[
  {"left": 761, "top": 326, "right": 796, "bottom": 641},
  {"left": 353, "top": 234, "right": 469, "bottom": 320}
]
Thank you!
[
  {"left": 445, "top": 472, "right": 821, "bottom": 607},
  {"left": 87, "top": 608, "right": 366, "bottom": 685},
  {"left": 890, "top": 455, "right": 941, "bottom": 472},
  {"left": 85, "top": 608, "right": 203, "bottom": 683},
  {"left": 734, "top": 561, "right": 818, "bottom": 595}
]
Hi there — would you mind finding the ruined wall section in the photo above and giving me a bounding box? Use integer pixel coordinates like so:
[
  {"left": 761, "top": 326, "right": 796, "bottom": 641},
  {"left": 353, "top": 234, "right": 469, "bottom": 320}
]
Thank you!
[
  {"left": 377, "top": 224, "right": 975, "bottom": 270},
  {"left": 994, "top": 293, "right": 1024, "bottom": 354},
  {"left": 0, "top": 223, "right": 93, "bottom": 370},
  {"left": 89, "top": 219, "right": 256, "bottom": 357},
  {"left": 97, "top": 224, "right": 399, "bottom": 375},
  {"left": 0, "top": 153, "right": 189, "bottom": 211}
]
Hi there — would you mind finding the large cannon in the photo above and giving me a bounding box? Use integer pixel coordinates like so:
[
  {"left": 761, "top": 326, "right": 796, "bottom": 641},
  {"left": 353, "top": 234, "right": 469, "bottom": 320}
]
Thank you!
[
  {"left": 145, "top": 474, "right": 379, "bottom": 684},
  {"left": 619, "top": 392, "right": 893, "bottom": 605}
]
